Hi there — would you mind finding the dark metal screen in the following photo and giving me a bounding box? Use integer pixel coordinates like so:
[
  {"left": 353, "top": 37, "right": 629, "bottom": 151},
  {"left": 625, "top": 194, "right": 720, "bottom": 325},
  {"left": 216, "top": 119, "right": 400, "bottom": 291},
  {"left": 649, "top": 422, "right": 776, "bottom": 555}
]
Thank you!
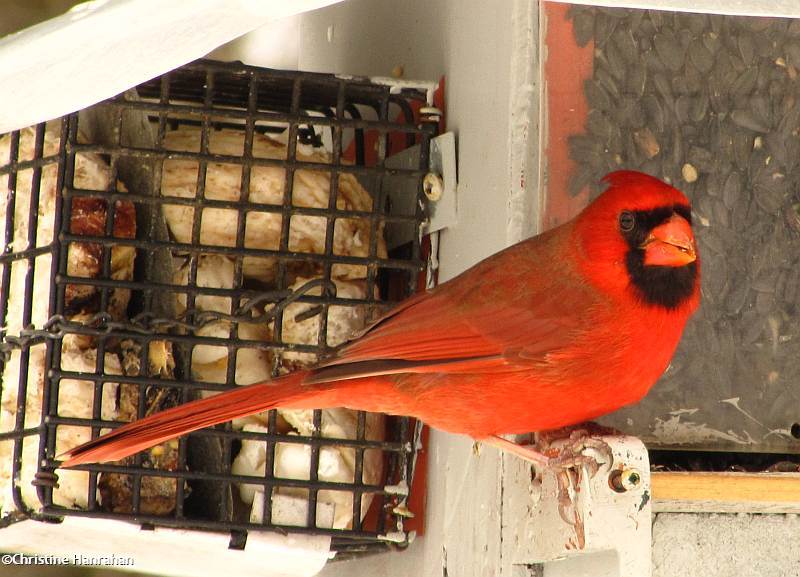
[{"left": 0, "top": 59, "right": 433, "bottom": 554}]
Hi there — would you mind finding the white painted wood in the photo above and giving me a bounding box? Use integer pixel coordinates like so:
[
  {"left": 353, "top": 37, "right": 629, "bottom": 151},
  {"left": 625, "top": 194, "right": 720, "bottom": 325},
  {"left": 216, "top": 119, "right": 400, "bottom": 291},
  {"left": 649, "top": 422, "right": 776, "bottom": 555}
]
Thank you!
[
  {"left": 0, "top": 0, "right": 343, "bottom": 133},
  {"left": 1, "top": 516, "right": 333, "bottom": 576},
  {"left": 508, "top": 0, "right": 542, "bottom": 244},
  {"left": 297, "top": 0, "right": 538, "bottom": 282},
  {"left": 294, "top": 2, "right": 535, "bottom": 575}
]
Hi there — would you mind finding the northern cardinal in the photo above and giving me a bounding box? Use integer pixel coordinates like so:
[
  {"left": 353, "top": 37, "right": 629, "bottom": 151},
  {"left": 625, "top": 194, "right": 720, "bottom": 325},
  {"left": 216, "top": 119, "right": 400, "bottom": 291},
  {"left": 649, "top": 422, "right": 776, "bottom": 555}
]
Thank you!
[{"left": 60, "top": 170, "right": 699, "bottom": 467}]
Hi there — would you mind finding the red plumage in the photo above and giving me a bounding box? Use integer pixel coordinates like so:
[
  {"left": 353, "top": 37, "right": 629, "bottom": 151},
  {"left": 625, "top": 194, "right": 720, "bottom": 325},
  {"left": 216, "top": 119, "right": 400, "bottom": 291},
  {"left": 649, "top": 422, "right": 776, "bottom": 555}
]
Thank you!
[{"left": 60, "top": 171, "right": 700, "bottom": 467}]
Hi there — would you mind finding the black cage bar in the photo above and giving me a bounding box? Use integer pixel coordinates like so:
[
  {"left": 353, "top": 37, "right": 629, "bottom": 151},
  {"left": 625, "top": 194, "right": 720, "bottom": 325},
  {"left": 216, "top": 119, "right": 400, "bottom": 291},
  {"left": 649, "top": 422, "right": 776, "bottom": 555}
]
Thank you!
[{"left": 0, "top": 60, "right": 433, "bottom": 554}]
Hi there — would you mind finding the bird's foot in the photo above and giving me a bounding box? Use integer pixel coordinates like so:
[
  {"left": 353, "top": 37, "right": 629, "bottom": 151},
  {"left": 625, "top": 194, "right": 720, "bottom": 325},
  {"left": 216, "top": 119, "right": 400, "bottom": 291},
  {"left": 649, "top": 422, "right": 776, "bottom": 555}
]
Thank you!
[
  {"left": 483, "top": 429, "right": 615, "bottom": 528},
  {"left": 544, "top": 429, "right": 614, "bottom": 478},
  {"left": 483, "top": 427, "right": 614, "bottom": 476}
]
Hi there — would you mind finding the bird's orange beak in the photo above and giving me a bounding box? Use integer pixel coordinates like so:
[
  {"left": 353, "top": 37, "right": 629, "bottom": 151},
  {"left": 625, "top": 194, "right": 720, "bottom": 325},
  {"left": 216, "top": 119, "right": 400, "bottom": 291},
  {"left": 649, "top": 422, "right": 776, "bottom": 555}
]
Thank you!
[{"left": 640, "top": 213, "right": 696, "bottom": 267}]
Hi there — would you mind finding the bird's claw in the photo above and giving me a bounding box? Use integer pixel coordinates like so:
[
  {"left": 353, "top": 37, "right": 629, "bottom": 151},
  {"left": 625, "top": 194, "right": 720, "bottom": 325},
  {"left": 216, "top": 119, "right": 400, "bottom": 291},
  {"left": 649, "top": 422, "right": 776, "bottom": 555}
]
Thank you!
[
  {"left": 541, "top": 428, "right": 614, "bottom": 477},
  {"left": 556, "top": 468, "right": 581, "bottom": 526}
]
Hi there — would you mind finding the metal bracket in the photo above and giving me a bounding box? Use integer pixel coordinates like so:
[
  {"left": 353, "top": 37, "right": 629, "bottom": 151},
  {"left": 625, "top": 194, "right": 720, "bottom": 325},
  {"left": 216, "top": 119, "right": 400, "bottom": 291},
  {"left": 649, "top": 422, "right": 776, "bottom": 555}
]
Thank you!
[{"left": 384, "top": 132, "right": 457, "bottom": 250}]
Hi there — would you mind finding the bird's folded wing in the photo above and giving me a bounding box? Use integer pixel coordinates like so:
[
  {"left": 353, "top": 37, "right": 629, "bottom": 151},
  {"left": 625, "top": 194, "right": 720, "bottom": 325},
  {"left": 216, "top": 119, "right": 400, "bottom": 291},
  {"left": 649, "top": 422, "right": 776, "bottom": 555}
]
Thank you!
[{"left": 313, "top": 287, "right": 584, "bottom": 381}]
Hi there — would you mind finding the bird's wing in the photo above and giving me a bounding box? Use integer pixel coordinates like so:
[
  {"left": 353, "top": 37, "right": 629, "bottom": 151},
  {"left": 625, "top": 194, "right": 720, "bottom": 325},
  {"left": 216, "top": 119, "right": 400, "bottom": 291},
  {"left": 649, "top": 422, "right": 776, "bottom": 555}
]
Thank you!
[{"left": 310, "top": 239, "right": 595, "bottom": 382}]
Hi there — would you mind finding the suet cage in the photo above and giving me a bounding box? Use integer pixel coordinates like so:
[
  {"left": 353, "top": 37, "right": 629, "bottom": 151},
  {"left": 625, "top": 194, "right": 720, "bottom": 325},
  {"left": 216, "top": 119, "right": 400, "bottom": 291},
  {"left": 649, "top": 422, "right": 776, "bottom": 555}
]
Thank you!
[{"left": 0, "top": 59, "right": 436, "bottom": 556}]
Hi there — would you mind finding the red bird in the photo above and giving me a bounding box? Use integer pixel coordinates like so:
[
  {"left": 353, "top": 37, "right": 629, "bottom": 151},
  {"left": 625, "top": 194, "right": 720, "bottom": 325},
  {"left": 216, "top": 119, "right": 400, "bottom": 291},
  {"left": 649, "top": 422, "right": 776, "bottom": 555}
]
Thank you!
[{"left": 60, "top": 170, "right": 700, "bottom": 467}]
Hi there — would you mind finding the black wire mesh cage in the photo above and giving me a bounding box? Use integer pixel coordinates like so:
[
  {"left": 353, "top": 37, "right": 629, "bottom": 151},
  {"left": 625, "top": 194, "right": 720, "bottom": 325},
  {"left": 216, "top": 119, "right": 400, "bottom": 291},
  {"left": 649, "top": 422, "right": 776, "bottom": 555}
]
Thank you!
[{"left": 0, "top": 59, "right": 435, "bottom": 554}]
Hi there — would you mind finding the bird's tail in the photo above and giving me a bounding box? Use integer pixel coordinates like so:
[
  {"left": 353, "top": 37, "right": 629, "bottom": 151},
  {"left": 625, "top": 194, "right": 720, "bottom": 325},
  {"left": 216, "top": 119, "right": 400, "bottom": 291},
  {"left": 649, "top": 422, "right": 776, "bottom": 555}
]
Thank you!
[{"left": 58, "top": 370, "right": 348, "bottom": 468}]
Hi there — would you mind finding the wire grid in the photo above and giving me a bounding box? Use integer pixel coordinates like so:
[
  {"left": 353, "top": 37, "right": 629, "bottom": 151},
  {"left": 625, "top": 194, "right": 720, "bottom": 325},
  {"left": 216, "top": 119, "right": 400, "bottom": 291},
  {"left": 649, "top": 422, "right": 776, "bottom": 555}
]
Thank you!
[{"left": 0, "top": 60, "right": 433, "bottom": 553}]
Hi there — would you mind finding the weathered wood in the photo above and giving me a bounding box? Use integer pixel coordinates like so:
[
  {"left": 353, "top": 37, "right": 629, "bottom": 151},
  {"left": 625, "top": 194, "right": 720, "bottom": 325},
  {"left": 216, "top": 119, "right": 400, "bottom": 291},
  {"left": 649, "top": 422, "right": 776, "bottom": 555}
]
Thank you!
[{"left": 652, "top": 471, "right": 800, "bottom": 513}]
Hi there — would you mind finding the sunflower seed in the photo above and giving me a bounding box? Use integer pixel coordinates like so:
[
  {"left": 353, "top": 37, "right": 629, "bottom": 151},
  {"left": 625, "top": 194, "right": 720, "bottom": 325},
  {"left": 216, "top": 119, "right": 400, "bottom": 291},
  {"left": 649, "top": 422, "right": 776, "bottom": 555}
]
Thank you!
[
  {"left": 675, "top": 94, "right": 692, "bottom": 124},
  {"left": 615, "top": 96, "right": 645, "bottom": 129},
  {"left": 643, "top": 49, "right": 666, "bottom": 72},
  {"left": 640, "top": 158, "right": 661, "bottom": 178},
  {"left": 747, "top": 17, "right": 773, "bottom": 33},
  {"left": 634, "top": 127, "right": 661, "bottom": 158},
  {"left": 733, "top": 130, "right": 753, "bottom": 170},
  {"left": 613, "top": 26, "right": 639, "bottom": 63},
  {"left": 756, "top": 290, "right": 775, "bottom": 314},
  {"left": 709, "top": 14, "right": 723, "bottom": 35},
  {"left": 705, "top": 168, "right": 723, "bottom": 197},
  {"left": 671, "top": 126, "right": 684, "bottom": 166},
  {"left": 732, "top": 196, "right": 749, "bottom": 232},
  {"left": 626, "top": 65, "right": 648, "bottom": 98},
  {"left": 703, "top": 30, "right": 722, "bottom": 54},
  {"left": 605, "top": 41, "right": 627, "bottom": 80},
  {"left": 783, "top": 267, "right": 800, "bottom": 303},
  {"left": 572, "top": 9, "right": 596, "bottom": 47},
  {"left": 688, "top": 146, "right": 714, "bottom": 171},
  {"left": 672, "top": 74, "right": 692, "bottom": 97},
  {"left": 754, "top": 176, "right": 787, "bottom": 214},
  {"left": 725, "top": 280, "right": 749, "bottom": 315},
  {"left": 731, "top": 67, "right": 759, "bottom": 96},
  {"left": 696, "top": 193, "right": 714, "bottom": 222},
  {"left": 689, "top": 89, "right": 709, "bottom": 123},
  {"left": 594, "top": 66, "right": 621, "bottom": 100},
  {"left": 712, "top": 198, "right": 731, "bottom": 228},
  {"left": 585, "top": 79, "right": 612, "bottom": 111},
  {"left": 569, "top": 134, "right": 604, "bottom": 164},
  {"left": 783, "top": 137, "right": 799, "bottom": 172},
  {"left": 752, "top": 270, "right": 779, "bottom": 293},
  {"left": 752, "top": 95, "right": 773, "bottom": 129},
  {"left": 723, "top": 171, "right": 742, "bottom": 209},
  {"left": 654, "top": 31, "right": 686, "bottom": 71},
  {"left": 642, "top": 94, "right": 665, "bottom": 133},
  {"left": 597, "top": 7, "right": 629, "bottom": 19},
  {"left": 594, "top": 12, "right": 618, "bottom": 47},
  {"left": 754, "top": 34, "right": 776, "bottom": 59},
  {"left": 686, "top": 13, "right": 708, "bottom": 36},
  {"left": 653, "top": 72, "right": 674, "bottom": 105},
  {"left": 756, "top": 65, "right": 771, "bottom": 92},
  {"left": 787, "top": 41, "right": 800, "bottom": 68},
  {"left": 731, "top": 109, "right": 770, "bottom": 133},
  {"left": 682, "top": 162, "right": 698, "bottom": 183},
  {"left": 738, "top": 33, "right": 756, "bottom": 65},
  {"left": 700, "top": 229, "right": 724, "bottom": 254},
  {"left": 689, "top": 38, "right": 715, "bottom": 73},
  {"left": 569, "top": 163, "right": 595, "bottom": 197},
  {"left": 742, "top": 312, "right": 765, "bottom": 346},
  {"left": 777, "top": 101, "right": 800, "bottom": 134},
  {"left": 708, "top": 77, "right": 728, "bottom": 113},
  {"left": 648, "top": 10, "right": 664, "bottom": 31}
]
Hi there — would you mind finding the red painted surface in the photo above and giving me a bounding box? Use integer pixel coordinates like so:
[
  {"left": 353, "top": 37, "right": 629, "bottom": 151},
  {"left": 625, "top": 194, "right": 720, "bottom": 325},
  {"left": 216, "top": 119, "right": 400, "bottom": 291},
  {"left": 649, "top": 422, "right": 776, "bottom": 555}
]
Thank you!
[
  {"left": 344, "top": 77, "right": 445, "bottom": 166},
  {"left": 542, "top": 2, "right": 594, "bottom": 230}
]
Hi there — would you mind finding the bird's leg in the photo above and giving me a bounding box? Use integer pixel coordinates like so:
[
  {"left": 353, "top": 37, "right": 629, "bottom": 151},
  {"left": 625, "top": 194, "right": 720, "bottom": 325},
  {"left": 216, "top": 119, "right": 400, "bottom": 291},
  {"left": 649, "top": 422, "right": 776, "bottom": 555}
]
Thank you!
[
  {"left": 484, "top": 425, "right": 615, "bottom": 475},
  {"left": 483, "top": 435, "right": 584, "bottom": 528},
  {"left": 482, "top": 435, "right": 550, "bottom": 465}
]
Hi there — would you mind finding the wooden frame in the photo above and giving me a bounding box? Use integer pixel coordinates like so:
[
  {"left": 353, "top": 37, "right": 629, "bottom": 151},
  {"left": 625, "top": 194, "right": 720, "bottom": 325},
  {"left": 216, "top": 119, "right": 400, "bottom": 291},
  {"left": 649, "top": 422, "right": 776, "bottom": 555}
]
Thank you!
[{"left": 652, "top": 472, "right": 800, "bottom": 513}]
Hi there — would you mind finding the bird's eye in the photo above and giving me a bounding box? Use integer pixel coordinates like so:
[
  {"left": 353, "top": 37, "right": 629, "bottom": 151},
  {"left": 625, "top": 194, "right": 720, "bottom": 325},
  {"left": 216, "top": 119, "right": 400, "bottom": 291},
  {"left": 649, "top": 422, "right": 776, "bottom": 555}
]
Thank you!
[{"left": 619, "top": 211, "right": 635, "bottom": 232}]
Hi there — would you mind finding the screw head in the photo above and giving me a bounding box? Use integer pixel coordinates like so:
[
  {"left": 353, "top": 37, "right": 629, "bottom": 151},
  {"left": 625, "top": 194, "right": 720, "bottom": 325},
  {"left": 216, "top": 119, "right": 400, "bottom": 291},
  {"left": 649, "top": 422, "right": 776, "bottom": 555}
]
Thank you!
[
  {"left": 609, "top": 467, "right": 642, "bottom": 493},
  {"left": 423, "top": 173, "right": 444, "bottom": 201}
]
